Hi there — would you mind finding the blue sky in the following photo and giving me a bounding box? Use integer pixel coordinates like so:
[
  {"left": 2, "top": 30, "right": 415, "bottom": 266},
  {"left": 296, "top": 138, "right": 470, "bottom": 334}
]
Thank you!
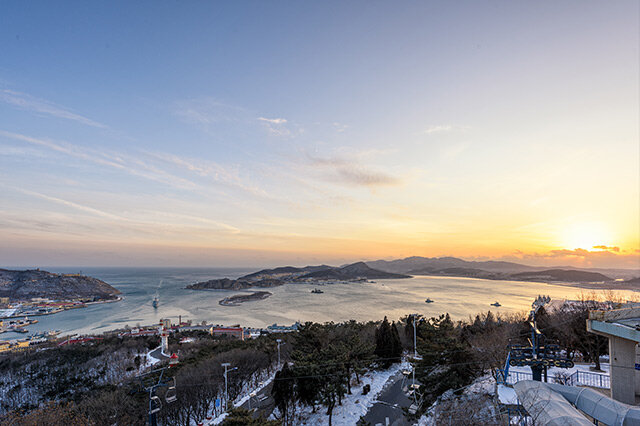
[{"left": 1, "top": 1, "right": 638, "bottom": 267}]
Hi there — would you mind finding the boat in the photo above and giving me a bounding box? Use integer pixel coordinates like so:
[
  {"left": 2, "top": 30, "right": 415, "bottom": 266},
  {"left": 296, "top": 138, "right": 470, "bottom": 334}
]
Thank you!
[
  {"left": 425, "top": 298, "right": 434, "bottom": 303},
  {"left": 311, "top": 289, "right": 324, "bottom": 294},
  {"left": 152, "top": 297, "right": 159, "bottom": 308},
  {"left": 491, "top": 301, "right": 501, "bottom": 307}
]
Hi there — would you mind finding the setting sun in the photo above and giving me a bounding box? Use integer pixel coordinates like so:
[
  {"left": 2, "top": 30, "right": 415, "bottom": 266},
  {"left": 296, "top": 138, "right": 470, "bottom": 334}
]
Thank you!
[{"left": 562, "top": 222, "right": 612, "bottom": 250}]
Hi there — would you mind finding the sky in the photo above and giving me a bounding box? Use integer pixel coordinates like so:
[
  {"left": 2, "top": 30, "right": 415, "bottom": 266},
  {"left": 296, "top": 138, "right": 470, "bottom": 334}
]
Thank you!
[{"left": 0, "top": 1, "right": 638, "bottom": 268}]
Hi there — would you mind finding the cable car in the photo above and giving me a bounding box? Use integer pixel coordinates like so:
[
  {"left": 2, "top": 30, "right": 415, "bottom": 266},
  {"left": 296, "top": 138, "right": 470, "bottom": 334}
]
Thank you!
[
  {"left": 150, "top": 396, "right": 162, "bottom": 414},
  {"left": 166, "top": 377, "right": 177, "bottom": 403},
  {"left": 169, "top": 353, "right": 179, "bottom": 367}
]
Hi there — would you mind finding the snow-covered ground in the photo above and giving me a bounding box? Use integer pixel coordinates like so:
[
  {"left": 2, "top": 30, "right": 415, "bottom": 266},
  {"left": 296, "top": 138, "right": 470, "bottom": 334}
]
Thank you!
[
  {"left": 418, "top": 374, "right": 497, "bottom": 426},
  {"left": 508, "top": 361, "right": 610, "bottom": 377},
  {"left": 204, "top": 369, "right": 277, "bottom": 426},
  {"left": 497, "top": 384, "right": 518, "bottom": 405},
  {"left": 295, "top": 360, "right": 411, "bottom": 426},
  {"left": 142, "top": 345, "right": 162, "bottom": 369}
]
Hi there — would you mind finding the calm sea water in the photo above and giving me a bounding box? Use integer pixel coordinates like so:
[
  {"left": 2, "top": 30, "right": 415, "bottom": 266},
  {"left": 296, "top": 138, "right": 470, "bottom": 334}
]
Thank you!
[{"left": 3, "top": 267, "right": 638, "bottom": 340}]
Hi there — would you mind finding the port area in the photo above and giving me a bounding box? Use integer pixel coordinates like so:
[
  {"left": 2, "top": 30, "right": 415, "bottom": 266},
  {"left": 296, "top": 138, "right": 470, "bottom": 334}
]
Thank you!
[{"left": 0, "top": 296, "right": 123, "bottom": 321}]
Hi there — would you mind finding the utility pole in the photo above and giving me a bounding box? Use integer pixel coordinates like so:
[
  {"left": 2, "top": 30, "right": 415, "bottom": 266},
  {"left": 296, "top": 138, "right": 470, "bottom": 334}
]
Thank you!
[{"left": 276, "top": 339, "right": 283, "bottom": 368}]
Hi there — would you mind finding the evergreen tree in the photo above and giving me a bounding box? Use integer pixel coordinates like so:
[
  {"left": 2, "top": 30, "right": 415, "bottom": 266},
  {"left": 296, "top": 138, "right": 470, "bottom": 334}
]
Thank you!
[
  {"left": 375, "top": 317, "right": 402, "bottom": 368},
  {"left": 271, "top": 363, "right": 296, "bottom": 425}
]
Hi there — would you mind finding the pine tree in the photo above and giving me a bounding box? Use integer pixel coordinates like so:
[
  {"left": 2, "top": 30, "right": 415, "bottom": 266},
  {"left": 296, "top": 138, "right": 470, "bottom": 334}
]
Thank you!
[{"left": 271, "top": 363, "right": 296, "bottom": 425}]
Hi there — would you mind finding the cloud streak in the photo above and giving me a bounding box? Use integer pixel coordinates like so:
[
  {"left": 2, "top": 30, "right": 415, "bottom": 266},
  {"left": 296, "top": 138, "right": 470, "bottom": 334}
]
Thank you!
[
  {"left": 0, "top": 130, "right": 198, "bottom": 190},
  {"left": 307, "top": 154, "right": 401, "bottom": 187},
  {"left": 258, "top": 117, "right": 287, "bottom": 124},
  {"left": 0, "top": 89, "right": 108, "bottom": 129}
]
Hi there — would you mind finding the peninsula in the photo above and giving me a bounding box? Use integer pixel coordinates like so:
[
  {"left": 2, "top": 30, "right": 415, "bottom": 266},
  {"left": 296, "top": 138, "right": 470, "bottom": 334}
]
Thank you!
[
  {"left": 0, "top": 269, "right": 121, "bottom": 302},
  {"left": 187, "top": 261, "right": 410, "bottom": 291}
]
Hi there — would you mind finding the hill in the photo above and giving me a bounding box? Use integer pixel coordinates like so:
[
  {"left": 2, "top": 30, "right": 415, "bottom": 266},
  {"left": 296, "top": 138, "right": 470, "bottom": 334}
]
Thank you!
[
  {"left": 0, "top": 269, "right": 121, "bottom": 301},
  {"left": 367, "top": 256, "right": 540, "bottom": 274},
  {"left": 301, "top": 262, "right": 410, "bottom": 280},
  {"left": 187, "top": 262, "right": 408, "bottom": 291}
]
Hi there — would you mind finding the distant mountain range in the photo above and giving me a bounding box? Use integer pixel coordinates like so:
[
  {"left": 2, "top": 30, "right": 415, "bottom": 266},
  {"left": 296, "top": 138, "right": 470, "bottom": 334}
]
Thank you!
[
  {"left": 187, "top": 262, "right": 409, "bottom": 291},
  {"left": 365, "top": 256, "right": 639, "bottom": 284},
  {"left": 187, "top": 256, "right": 639, "bottom": 292},
  {"left": 0, "top": 269, "right": 121, "bottom": 301}
]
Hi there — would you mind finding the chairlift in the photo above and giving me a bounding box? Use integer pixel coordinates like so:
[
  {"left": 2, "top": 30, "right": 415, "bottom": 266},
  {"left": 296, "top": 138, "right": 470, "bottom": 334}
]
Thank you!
[
  {"left": 150, "top": 396, "right": 162, "bottom": 414},
  {"left": 165, "top": 377, "right": 177, "bottom": 403}
]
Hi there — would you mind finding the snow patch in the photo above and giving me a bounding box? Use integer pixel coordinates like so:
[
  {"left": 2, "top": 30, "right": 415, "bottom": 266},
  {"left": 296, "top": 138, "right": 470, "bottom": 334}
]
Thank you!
[{"left": 296, "top": 361, "right": 411, "bottom": 426}]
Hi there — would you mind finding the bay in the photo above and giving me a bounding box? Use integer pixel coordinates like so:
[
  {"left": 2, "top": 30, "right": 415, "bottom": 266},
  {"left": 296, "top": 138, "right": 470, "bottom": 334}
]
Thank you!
[{"left": 3, "top": 267, "right": 637, "bottom": 340}]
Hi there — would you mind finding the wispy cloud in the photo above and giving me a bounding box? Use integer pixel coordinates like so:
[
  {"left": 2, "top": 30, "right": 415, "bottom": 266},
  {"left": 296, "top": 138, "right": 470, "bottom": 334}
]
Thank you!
[
  {"left": 142, "top": 150, "right": 275, "bottom": 200},
  {"left": 507, "top": 247, "right": 640, "bottom": 269},
  {"left": 258, "top": 117, "right": 287, "bottom": 124},
  {"left": 0, "top": 89, "right": 108, "bottom": 129},
  {"left": 307, "top": 154, "right": 401, "bottom": 187},
  {"left": 0, "top": 130, "right": 197, "bottom": 190},
  {"left": 9, "top": 187, "right": 125, "bottom": 221},
  {"left": 257, "top": 116, "right": 302, "bottom": 138},
  {"left": 173, "top": 98, "right": 245, "bottom": 125},
  {"left": 592, "top": 245, "right": 620, "bottom": 252},
  {"left": 423, "top": 125, "right": 453, "bottom": 134}
]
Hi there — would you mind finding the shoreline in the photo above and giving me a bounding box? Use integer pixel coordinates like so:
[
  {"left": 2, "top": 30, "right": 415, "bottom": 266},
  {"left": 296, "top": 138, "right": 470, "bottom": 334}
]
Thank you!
[
  {"left": 413, "top": 274, "right": 640, "bottom": 293},
  {"left": 0, "top": 296, "right": 123, "bottom": 320}
]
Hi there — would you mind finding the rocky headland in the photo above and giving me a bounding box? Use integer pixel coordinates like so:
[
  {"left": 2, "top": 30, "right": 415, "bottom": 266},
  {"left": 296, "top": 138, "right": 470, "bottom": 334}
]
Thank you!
[{"left": 0, "top": 269, "right": 121, "bottom": 301}]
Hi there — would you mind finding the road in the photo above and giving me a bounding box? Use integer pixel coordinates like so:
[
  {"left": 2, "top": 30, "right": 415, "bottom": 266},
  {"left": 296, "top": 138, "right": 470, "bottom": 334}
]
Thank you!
[
  {"left": 148, "top": 346, "right": 166, "bottom": 362},
  {"left": 239, "top": 379, "right": 275, "bottom": 420},
  {"left": 363, "top": 371, "right": 414, "bottom": 426}
]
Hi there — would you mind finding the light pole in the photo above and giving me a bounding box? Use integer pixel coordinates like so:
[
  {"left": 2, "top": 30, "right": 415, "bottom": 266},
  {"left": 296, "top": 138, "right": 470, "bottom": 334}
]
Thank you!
[
  {"left": 410, "top": 314, "right": 423, "bottom": 405},
  {"left": 276, "top": 339, "right": 283, "bottom": 368},
  {"left": 413, "top": 315, "right": 418, "bottom": 359},
  {"left": 221, "top": 363, "right": 237, "bottom": 411}
]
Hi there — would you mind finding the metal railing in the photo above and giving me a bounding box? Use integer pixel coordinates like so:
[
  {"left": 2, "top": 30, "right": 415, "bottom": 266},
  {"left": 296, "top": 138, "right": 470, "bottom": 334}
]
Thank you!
[{"left": 505, "top": 369, "right": 609, "bottom": 389}]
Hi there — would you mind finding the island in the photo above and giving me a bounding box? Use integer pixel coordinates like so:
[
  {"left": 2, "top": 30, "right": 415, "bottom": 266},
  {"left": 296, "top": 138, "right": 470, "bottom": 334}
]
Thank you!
[
  {"left": 219, "top": 291, "right": 272, "bottom": 306},
  {"left": 186, "top": 261, "right": 410, "bottom": 291}
]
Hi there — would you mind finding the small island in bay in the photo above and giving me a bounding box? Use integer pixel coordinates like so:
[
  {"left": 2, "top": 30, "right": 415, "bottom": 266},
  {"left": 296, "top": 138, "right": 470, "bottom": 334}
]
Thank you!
[{"left": 219, "top": 291, "right": 272, "bottom": 306}]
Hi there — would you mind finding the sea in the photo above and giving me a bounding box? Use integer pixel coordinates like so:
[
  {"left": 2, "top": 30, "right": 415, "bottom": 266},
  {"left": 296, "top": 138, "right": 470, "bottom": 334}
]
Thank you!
[{"left": 2, "top": 267, "right": 638, "bottom": 340}]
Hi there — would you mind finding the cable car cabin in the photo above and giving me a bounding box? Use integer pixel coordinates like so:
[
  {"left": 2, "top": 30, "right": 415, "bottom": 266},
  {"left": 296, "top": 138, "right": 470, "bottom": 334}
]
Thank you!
[
  {"left": 169, "top": 353, "right": 179, "bottom": 367},
  {"left": 150, "top": 396, "right": 162, "bottom": 414},
  {"left": 166, "top": 377, "right": 177, "bottom": 403}
]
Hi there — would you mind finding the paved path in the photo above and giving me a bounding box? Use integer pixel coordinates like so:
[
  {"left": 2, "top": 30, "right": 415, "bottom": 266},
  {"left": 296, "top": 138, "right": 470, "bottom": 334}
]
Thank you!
[
  {"left": 363, "top": 371, "right": 414, "bottom": 426},
  {"left": 148, "top": 346, "right": 166, "bottom": 361}
]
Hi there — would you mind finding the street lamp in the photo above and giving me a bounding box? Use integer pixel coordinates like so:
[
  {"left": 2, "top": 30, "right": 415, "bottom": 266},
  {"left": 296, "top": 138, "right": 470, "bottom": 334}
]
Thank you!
[
  {"left": 276, "top": 339, "right": 284, "bottom": 368},
  {"left": 221, "top": 363, "right": 238, "bottom": 411}
]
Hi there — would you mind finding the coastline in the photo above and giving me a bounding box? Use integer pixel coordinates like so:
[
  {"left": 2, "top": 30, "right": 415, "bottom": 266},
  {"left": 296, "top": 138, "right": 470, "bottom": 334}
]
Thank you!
[
  {"left": 0, "top": 296, "right": 123, "bottom": 320},
  {"left": 413, "top": 274, "right": 640, "bottom": 293}
]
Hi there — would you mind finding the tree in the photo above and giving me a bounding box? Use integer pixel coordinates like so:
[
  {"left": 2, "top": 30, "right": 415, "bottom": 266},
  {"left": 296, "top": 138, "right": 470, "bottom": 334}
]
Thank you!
[
  {"left": 374, "top": 317, "right": 402, "bottom": 368},
  {"left": 271, "top": 364, "right": 296, "bottom": 425},
  {"left": 413, "top": 314, "right": 479, "bottom": 411}
]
